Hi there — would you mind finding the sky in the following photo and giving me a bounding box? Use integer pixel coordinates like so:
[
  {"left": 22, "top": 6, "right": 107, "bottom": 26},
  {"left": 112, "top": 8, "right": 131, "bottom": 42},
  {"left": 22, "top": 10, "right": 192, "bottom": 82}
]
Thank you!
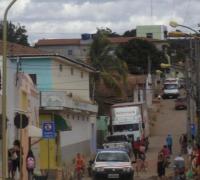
[{"left": 0, "top": 0, "right": 200, "bottom": 44}]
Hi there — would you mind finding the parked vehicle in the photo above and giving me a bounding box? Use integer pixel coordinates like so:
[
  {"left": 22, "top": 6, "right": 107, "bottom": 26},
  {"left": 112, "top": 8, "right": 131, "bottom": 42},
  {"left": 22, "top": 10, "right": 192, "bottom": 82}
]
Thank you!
[
  {"left": 162, "top": 78, "right": 180, "bottom": 99},
  {"left": 175, "top": 97, "right": 187, "bottom": 110},
  {"left": 103, "top": 134, "right": 132, "bottom": 156},
  {"left": 111, "top": 102, "right": 150, "bottom": 145},
  {"left": 92, "top": 149, "right": 134, "bottom": 180}
]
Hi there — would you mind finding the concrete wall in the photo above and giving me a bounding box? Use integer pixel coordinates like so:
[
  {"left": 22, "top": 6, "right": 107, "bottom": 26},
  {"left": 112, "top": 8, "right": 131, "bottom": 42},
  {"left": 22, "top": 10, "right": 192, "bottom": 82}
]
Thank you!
[
  {"left": 60, "top": 115, "right": 90, "bottom": 147},
  {"left": 61, "top": 140, "right": 90, "bottom": 164},
  {"left": 51, "top": 60, "right": 90, "bottom": 100},
  {"left": 136, "top": 25, "right": 167, "bottom": 40},
  {"left": 38, "top": 44, "right": 90, "bottom": 62}
]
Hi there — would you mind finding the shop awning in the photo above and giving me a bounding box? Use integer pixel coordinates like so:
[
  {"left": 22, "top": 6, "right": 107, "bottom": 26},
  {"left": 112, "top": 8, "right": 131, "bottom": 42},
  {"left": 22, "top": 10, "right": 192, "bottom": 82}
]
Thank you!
[
  {"left": 54, "top": 114, "right": 71, "bottom": 131},
  {"left": 28, "top": 125, "right": 42, "bottom": 138}
]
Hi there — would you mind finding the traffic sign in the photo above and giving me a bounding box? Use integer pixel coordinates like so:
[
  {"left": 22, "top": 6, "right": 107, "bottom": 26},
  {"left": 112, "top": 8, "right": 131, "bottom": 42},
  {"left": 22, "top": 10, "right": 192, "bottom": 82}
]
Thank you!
[{"left": 42, "top": 122, "right": 56, "bottom": 138}]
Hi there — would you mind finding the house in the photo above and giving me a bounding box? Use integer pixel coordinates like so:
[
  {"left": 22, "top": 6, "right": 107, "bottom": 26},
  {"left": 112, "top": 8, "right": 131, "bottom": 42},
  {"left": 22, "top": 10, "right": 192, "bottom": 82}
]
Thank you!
[
  {"left": 35, "top": 34, "right": 92, "bottom": 63},
  {"left": 0, "top": 41, "right": 98, "bottom": 172},
  {"left": 35, "top": 36, "right": 169, "bottom": 62},
  {"left": 0, "top": 55, "right": 41, "bottom": 180},
  {"left": 136, "top": 25, "right": 168, "bottom": 40}
]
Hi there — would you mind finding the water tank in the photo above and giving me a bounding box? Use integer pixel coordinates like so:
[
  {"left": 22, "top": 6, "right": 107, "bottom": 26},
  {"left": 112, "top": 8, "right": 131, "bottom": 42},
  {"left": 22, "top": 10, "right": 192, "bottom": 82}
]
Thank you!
[{"left": 81, "top": 33, "right": 91, "bottom": 40}]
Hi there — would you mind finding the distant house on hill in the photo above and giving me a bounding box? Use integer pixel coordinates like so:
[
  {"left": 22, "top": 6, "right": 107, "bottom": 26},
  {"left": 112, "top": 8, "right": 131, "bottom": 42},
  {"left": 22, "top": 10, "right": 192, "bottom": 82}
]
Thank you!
[{"left": 35, "top": 35, "right": 169, "bottom": 62}]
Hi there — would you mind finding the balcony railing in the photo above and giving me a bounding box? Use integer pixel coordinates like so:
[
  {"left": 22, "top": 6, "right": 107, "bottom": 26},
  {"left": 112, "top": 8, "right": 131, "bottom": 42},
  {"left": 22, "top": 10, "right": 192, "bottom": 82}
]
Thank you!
[{"left": 40, "top": 91, "right": 98, "bottom": 113}]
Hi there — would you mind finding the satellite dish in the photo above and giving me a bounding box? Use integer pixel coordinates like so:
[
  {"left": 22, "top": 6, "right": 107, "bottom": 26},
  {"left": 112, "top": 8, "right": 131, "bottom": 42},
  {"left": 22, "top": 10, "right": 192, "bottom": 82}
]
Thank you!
[{"left": 14, "top": 113, "right": 29, "bottom": 129}]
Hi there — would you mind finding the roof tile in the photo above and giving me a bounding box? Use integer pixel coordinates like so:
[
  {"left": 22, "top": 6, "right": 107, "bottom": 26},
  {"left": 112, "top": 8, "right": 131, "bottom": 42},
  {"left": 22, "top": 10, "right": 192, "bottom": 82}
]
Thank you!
[
  {"left": 35, "top": 39, "right": 81, "bottom": 46},
  {"left": 0, "top": 40, "right": 47, "bottom": 56}
]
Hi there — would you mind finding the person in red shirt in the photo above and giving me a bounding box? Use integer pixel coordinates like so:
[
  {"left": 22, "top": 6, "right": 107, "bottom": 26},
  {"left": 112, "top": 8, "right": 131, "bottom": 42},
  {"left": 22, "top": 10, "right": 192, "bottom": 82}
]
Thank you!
[
  {"left": 132, "top": 138, "right": 141, "bottom": 161},
  {"left": 75, "top": 153, "right": 85, "bottom": 174},
  {"left": 161, "top": 145, "right": 170, "bottom": 159}
]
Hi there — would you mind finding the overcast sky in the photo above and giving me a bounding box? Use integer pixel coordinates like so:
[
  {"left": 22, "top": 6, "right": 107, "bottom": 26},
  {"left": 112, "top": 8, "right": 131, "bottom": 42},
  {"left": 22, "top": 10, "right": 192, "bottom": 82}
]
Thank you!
[{"left": 0, "top": 0, "right": 200, "bottom": 44}]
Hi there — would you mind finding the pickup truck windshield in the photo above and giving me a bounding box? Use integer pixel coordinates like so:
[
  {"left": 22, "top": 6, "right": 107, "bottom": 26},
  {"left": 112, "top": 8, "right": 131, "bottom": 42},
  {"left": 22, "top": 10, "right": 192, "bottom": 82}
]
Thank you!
[
  {"left": 96, "top": 152, "right": 129, "bottom": 162},
  {"left": 164, "top": 84, "right": 178, "bottom": 89},
  {"left": 113, "top": 124, "right": 139, "bottom": 132}
]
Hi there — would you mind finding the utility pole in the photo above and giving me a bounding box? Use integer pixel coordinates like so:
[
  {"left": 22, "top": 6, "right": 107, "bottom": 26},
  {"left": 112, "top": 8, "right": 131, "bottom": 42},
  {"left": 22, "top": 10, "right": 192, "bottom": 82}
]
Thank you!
[
  {"left": 2, "top": 0, "right": 17, "bottom": 179},
  {"left": 195, "top": 38, "right": 200, "bottom": 142},
  {"left": 186, "top": 50, "right": 191, "bottom": 141}
]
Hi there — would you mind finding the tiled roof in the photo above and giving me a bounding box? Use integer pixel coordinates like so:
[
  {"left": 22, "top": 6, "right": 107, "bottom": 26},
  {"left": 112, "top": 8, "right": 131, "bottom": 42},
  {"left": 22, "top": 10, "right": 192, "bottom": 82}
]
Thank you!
[
  {"left": 0, "top": 40, "right": 47, "bottom": 56},
  {"left": 35, "top": 39, "right": 81, "bottom": 46},
  {"left": 0, "top": 40, "right": 96, "bottom": 72},
  {"left": 35, "top": 37, "right": 166, "bottom": 47}
]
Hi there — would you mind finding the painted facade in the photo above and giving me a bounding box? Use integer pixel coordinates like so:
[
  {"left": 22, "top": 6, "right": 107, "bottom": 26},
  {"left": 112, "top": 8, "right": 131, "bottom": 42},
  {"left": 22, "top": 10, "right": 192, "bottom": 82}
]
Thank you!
[
  {"left": 136, "top": 25, "right": 168, "bottom": 40},
  {"left": 0, "top": 56, "right": 40, "bottom": 180},
  {"left": 12, "top": 55, "right": 98, "bottom": 168},
  {"left": 36, "top": 39, "right": 92, "bottom": 62}
]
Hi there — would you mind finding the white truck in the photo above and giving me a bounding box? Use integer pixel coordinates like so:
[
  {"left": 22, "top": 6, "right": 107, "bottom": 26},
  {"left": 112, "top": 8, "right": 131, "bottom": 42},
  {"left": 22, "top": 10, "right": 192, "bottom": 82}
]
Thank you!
[
  {"left": 162, "top": 78, "right": 180, "bottom": 99},
  {"left": 111, "top": 102, "right": 150, "bottom": 142}
]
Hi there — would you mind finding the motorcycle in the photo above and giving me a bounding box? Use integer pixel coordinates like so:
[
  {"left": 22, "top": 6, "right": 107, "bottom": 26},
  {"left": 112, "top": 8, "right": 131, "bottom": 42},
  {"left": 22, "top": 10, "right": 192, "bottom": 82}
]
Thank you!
[{"left": 174, "top": 157, "right": 185, "bottom": 180}]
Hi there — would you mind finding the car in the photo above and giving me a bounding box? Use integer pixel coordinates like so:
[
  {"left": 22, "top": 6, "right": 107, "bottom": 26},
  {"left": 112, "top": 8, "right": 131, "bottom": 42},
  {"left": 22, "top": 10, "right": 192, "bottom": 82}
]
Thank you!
[
  {"left": 103, "top": 134, "right": 132, "bottom": 156},
  {"left": 92, "top": 149, "right": 134, "bottom": 180},
  {"left": 175, "top": 97, "right": 187, "bottom": 110}
]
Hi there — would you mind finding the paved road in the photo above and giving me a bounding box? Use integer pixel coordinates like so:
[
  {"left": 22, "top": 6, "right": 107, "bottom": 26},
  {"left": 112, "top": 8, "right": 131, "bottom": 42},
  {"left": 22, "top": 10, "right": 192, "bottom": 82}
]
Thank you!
[
  {"left": 134, "top": 99, "right": 187, "bottom": 180},
  {"left": 85, "top": 99, "right": 187, "bottom": 180}
]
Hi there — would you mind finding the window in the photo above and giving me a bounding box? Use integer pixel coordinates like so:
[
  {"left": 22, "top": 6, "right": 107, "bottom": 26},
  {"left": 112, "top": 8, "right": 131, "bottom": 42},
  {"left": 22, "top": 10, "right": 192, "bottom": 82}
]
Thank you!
[
  {"left": 68, "top": 49, "right": 73, "bottom": 55},
  {"left": 29, "top": 74, "right": 37, "bottom": 85},
  {"left": 70, "top": 67, "right": 74, "bottom": 75},
  {"left": 96, "top": 152, "right": 129, "bottom": 162},
  {"left": 59, "top": 64, "right": 63, "bottom": 72},
  {"left": 81, "top": 71, "right": 84, "bottom": 78},
  {"left": 113, "top": 124, "right": 139, "bottom": 132},
  {"left": 146, "top": 33, "right": 153, "bottom": 39}
]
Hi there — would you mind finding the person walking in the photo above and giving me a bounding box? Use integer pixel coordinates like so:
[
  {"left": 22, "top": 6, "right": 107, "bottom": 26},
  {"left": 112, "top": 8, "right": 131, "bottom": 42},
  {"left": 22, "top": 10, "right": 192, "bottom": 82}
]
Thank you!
[
  {"left": 166, "top": 134, "right": 173, "bottom": 154},
  {"left": 74, "top": 153, "right": 85, "bottom": 180},
  {"left": 157, "top": 152, "right": 166, "bottom": 179},
  {"left": 11, "top": 140, "right": 22, "bottom": 179},
  {"left": 179, "top": 134, "right": 187, "bottom": 154},
  {"left": 132, "top": 138, "right": 141, "bottom": 161},
  {"left": 26, "top": 150, "right": 35, "bottom": 180}
]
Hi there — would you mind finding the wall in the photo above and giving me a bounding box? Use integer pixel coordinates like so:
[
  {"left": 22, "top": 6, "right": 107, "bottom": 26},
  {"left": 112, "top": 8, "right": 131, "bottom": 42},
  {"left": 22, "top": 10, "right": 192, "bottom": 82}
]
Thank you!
[
  {"left": 136, "top": 25, "right": 167, "bottom": 40},
  {"left": 51, "top": 59, "right": 90, "bottom": 100},
  {"left": 19, "top": 58, "right": 53, "bottom": 90},
  {"left": 38, "top": 44, "right": 90, "bottom": 62},
  {"left": 60, "top": 113, "right": 93, "bottom": 163},
  {"left": 39, "top": 114, "right": 57, "bottom": 169}
]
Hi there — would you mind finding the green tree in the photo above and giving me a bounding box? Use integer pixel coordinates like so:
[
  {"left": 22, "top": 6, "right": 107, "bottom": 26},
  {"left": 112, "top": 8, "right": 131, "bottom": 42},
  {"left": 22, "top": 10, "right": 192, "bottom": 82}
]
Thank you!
[
  {"left": 90, "top": 28, "right": 128, "bottom": 98},
  {"left": 117, "top": 39, "right": 167, "bottom": 74},
  {"left": 0, "top": 21, "right": 29, "bottom": 46},
  {"left": 123, "top": 29, "right": 136, "bottom": 37}
]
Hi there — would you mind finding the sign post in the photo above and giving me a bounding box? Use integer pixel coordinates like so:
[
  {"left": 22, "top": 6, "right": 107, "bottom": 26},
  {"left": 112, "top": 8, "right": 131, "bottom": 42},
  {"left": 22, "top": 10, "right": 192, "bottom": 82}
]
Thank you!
[{"left": 42, "top": 122, "right": 56, "bottom": 177}]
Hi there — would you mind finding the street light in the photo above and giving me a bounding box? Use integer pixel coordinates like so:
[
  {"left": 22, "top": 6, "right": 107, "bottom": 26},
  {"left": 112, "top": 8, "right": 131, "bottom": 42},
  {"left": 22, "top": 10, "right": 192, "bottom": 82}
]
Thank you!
[
  {"left": 169, "top": 20, "right": 200, "bottom": 143},
  {"left": 2, "top": 0, "right": 17, "bottom": 179},
  {"left": 169, "top": 20, "right": 199, "bottom": 34}
]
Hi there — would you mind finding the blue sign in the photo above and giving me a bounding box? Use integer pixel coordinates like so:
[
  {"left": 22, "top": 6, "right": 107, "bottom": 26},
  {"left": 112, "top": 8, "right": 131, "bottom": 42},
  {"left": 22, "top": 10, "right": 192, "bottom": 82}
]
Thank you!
[{"left": 42, "top": 122, "right": 56, "bottom": 138}]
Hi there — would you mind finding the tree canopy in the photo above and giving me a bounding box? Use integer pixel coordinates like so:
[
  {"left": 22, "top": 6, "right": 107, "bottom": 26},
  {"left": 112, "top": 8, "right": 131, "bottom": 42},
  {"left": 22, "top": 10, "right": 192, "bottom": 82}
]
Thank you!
[
  {"left": 116, "top": 39, "right": 167, "bottom": 74},
  {"left": 90, "top": 28, "right": 128, "bottom": 96},
  {"left": 0, "top": 21, "right": 29, "bottom": 46},
  {"left": 123, "top": 29, "right": 136, "bottom": 37}
]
